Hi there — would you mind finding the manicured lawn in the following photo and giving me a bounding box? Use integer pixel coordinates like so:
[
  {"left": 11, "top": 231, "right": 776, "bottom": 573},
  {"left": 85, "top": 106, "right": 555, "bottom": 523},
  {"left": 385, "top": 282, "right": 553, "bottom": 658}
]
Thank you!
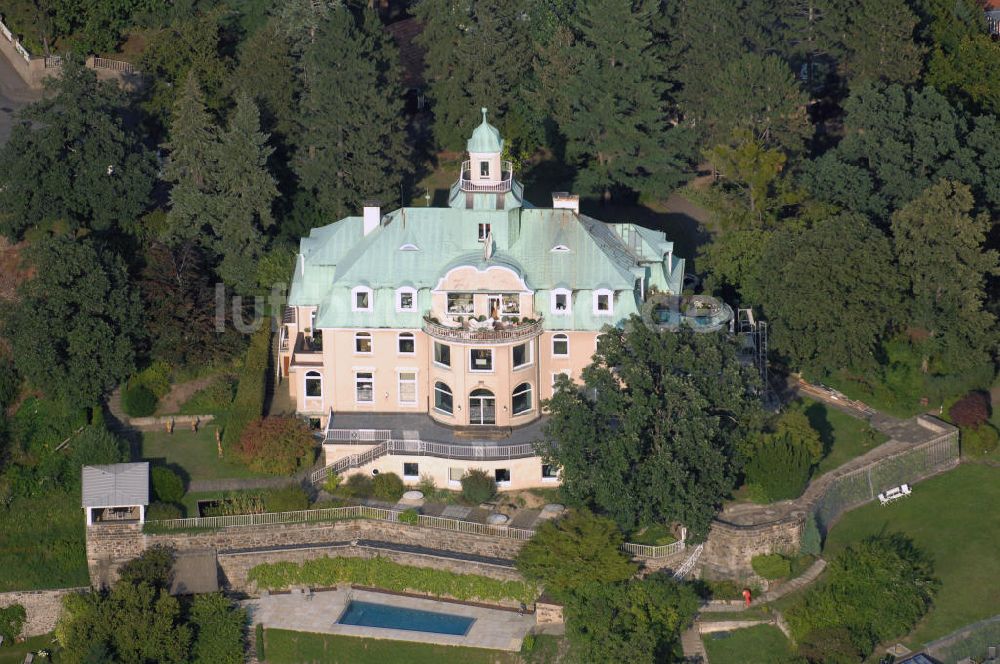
[
  {"left": 263, "top": 629, "right": 522, "bottom": 664},
  {"left": 702, "top": 625, "right": 796, "bottom": 664},
  {"left": 800, "top": 398, "right": 887, "bottom": 476},
  {"left": 0, "top": 634, "right": 60, "bottom": 664},
  {"left": 0, "top": 491, "right": 89, "bottom": 591},
  {"left": 822, "top": 463, "right": 1000, "bottom": 647},
  {"left": 138, "top": 425, "right": 267, "bottom": 482}
]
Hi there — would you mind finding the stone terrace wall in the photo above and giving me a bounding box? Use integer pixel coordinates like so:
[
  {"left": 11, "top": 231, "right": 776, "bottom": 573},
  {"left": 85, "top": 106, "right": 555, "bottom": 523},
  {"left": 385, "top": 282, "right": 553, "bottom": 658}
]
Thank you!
[
  {"left": 701, "top": 416, "right": 959, "bottom": 580},
  {"left": 87, "top": 518, "right": 527, "bottom": 590},
  {"left": 0, "top": 588, "right": 87, "bottom": 637}
]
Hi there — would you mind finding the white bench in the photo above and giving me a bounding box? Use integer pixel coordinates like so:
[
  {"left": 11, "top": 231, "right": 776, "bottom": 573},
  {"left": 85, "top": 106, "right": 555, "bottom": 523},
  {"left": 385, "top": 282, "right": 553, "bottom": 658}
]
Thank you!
[{"left": 878, "top": 484, "right": 912, "bottom": 506}]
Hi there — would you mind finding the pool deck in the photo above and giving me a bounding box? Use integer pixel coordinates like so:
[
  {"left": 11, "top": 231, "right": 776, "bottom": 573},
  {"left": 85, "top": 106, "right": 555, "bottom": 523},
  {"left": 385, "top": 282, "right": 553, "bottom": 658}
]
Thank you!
[{"left": 245, "top": 587, "right": 534, "bottom": 651}]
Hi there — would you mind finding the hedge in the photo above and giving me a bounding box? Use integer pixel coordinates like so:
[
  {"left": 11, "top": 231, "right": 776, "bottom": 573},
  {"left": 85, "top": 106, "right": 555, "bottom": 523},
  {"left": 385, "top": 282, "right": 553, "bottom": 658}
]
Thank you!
[
  {"left": 751, "top": 554, "right": 791, "bottom": 580},
  {"left": 247, "top": 556, "right": 538, "bottom": 604},
  {"left": 222, "top": 325, "right": 272, "bottom": 451}
]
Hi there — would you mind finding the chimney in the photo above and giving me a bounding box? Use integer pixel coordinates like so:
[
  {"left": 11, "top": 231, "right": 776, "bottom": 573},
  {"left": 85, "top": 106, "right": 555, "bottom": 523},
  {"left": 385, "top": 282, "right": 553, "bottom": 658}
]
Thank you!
[
  {"left": 363, "top": 201, "right": 381, "bottom": 236},
  {"left": 552, "top": 192, "right": 579, "bottom": 214}
]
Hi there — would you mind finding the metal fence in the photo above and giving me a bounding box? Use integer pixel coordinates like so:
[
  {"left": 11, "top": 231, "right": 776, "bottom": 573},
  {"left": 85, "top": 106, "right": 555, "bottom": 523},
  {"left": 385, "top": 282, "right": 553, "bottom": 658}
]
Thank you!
[
  {"left": 923, "top": 613, "right": 1000, "bottom": 663},
  {"left": 621, "top": 540, "right": 686, "bottom": 558}
]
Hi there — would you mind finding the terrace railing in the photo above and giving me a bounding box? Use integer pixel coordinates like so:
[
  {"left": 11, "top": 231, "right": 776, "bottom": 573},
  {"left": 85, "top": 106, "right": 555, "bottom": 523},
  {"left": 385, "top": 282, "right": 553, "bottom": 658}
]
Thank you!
[
  {"left": 326, "top": 429, "right": 392, "bottom": 442},
  {"left": 144, "top": 504, "right": 685, "bottom": 557},
  {"left": 459, "top": 160, "right": 513, "bottom": 193},
  {"left": 423, "top": 316, "right": 543, "bottom": 344}
]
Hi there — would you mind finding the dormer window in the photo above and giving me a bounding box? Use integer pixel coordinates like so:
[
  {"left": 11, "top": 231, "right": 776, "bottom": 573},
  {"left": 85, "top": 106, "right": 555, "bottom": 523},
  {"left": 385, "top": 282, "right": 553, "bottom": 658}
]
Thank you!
[
  {"left": 478, "top": 223, "right": 491, "bottom": 242},
  {"left": 551, "top": 288, "right": 571, "bottom": 315},
  {"left": 396, "top": 287, "right": 417, "bottom": 312},
  {"left": 480, "top": 161, "right": 490, "bottom": 177},
  {"left": 399, "top": 243, "right": 419, "bottom": 251},
  {"left": 551, "top": 245, "right": 570, "bottom": 253},
  {"left": 352, "top": 286, "right": 373, "bottom": 312},
  {"left": 594, "top": 289, "right": 613, "bottom": 316}
]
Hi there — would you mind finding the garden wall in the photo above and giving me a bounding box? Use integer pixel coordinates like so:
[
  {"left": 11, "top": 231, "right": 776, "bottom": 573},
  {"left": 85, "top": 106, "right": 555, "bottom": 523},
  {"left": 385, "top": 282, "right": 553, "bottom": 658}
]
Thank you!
[
  {"left": 700, "top": 416, "right": 959, "bottom": 580},
  {"left": 86, "top": 518, "right": 526, "bottom": 590},
  {"left": 0, "top": 587, "right": 87, "bottom": 637}
]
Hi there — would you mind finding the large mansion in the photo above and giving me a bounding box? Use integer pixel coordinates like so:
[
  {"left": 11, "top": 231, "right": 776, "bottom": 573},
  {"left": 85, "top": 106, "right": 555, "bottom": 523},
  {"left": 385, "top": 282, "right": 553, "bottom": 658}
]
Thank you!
[{"left": 280, "top": 109, "right": 727, "bottom": 490}]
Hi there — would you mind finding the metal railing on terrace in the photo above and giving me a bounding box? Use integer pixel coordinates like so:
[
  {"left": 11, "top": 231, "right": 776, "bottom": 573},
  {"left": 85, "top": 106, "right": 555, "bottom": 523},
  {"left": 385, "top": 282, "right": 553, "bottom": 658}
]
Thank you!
[
  {"left": 422, "top": 316, "right": 543, "bottom": 343},
  {"left": 91, "top": 57, "right": 136, "bottom": 73},
  {"left": 460, "top": 160, "right": 513, "bottom": 193},
  {"left": 143, "top": 504, "right": 687, "bottom": 558},
  {"left": 312, "top": 439, "right": 539, "bottom": 484}
]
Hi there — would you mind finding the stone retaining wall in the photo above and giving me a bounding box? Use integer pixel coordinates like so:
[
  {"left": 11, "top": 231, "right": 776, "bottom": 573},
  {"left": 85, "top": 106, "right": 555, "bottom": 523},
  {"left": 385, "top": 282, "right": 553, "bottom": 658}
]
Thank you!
[
  {"left": 0, "top": 588, "right": 87, "bottom": 637},
  {"left": 127, "top": 414, "right": 215, "bottom": 430}
]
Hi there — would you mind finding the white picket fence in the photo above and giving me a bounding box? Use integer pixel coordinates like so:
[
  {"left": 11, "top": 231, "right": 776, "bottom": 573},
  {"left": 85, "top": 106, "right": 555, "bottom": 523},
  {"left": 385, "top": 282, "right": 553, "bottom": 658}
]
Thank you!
[{"left": 145, "top": 504, "right": 687, "bottom": 558}]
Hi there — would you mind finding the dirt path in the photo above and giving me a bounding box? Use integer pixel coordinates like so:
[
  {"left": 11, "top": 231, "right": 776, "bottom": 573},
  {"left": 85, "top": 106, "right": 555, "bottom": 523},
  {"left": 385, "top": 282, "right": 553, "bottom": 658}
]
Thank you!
[{"left": 157, "top": 375, "right": 219, "bottom": 415}]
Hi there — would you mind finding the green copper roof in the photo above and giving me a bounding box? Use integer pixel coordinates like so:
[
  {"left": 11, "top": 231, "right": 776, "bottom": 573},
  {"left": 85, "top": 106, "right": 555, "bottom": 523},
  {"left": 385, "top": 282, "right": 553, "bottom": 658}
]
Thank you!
[{"left": 467, "top": 107, "right": 504, "bottom": 153}]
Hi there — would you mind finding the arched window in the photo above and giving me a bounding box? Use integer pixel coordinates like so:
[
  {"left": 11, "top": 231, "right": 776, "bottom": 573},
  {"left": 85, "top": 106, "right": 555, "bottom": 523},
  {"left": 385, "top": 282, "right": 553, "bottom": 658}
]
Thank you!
[
  {"left": 469, "top": 388, "right": 495, "bottom": 425},
  {"left": 512, "top": 383, "right": 532, "bottom": 415},
  {"left": 552, "top": 333, "right": 569, "bottom": 357},
  {"left": 305, "top": 371, "right": 322, "bottom": 398},
  {"left": 354, "top": 331, "right": 372, "bottom": 354},
  {"left": 434, "top": 382, "right": 453, "bottom": 415},
  {"left": 397, "top": 332, "right": 415, "bottom": 354}
]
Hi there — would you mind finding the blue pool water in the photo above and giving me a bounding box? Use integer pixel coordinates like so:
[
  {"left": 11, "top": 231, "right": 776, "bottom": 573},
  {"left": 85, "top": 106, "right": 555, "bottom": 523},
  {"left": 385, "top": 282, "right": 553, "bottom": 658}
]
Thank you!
[{"left": 337, "top": 600, "right": 475, "bottom": 636}]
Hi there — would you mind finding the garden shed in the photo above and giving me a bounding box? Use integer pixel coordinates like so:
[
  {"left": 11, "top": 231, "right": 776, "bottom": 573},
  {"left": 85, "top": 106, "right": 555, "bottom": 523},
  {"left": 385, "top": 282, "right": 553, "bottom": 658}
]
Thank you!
[{"left": 81, "top": 462, "right": 150, "bottom": 525}]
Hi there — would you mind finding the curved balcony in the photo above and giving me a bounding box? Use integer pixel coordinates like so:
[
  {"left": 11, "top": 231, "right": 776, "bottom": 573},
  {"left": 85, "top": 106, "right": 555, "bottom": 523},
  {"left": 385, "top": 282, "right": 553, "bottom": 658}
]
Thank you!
[
  {"left": 460, "top": 160, "right": 513, "bottom": 193},
  {"left": 423, "top": 315, "right": 543, "bottom": 343}
]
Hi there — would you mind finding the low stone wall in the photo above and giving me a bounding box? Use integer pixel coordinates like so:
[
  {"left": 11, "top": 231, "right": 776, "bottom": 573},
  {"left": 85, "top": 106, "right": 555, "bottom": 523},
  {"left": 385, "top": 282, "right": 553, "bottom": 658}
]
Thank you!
[
  {"left": 127, "top": 414, "right": 215, "bottom": 430},
  {"left": 698, "top": 619, "right": 771, "bottom": 634},
  {"left": 0, "top": 588, "right": 87, "bottom": 637}
]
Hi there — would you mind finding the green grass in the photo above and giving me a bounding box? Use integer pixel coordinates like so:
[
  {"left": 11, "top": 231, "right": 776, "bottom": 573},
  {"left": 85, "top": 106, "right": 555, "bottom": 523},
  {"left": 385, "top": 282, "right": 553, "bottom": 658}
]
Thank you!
[
  {"left": 263, "top": 629, "right": 522, "bottom": 664},
  {"left": 821, "top": 463, "right": 1000, "bottom": 647},
  {"left": 0, "top": 491, "right": 89, "bottom": 591},
  {"left": 702, "top": 625, "right": 797, "bottom": 664},
  {"left": 629, "top": 523, "right": 678, "bottom": 546},
  {"left": 801, "top": 399, "right": 887, "bottom": 476},
  {"left": 139, "top": 425, "right": 268, "bottom": 482},
  {"left": 0, "top": 634, "right": 60, "bottom": 664}
]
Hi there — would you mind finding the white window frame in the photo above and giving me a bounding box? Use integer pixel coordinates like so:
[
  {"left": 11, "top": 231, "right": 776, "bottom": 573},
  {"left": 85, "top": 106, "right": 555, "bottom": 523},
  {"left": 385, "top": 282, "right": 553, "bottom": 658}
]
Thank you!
[
  {"left": 495, "top": 468, "right": 511, "bottom": 488},
  {"left": 447, "top": 292, "right": 475, "bottom": 315},
  {"left": 399, "top": 243, "right": 419, "bottom": 251},
  {"left": 304, "top": 370, "right": 323, "bottom": 399},
  {"left": 396, "top": 287, "right": 417, "bottom": 312},
  {"left": 397, "top": 369, "right": 418, "bottom": 406},
  {"left": 433, "top": 342, "right": 451, "bottom": 368},
  {"left": 469, "top": 347, "right": 493, "bottom": 373},
  {"left": 550, "top": 245, "right": 570, "bottom": 253},
  {"left": 551, "top": 288, "right": 572, "bottom": 315},
  {"left": 397, "top": 332, "right": 415, "bottom": 355},
  {"left": 512, "top": 342, "right": 532, "bottom": 369},
  {"left": 354, "top": 331, "right": 373, "bottom": 355},
  {"left": 552, "top": 333, "right": 569, "bottom": 357},
  {"left": 593, "top": 289, "right": 613, "bottom": 316},
  {"left": 512, "top": 382, "right": 533, "bottom": 415},
  {"left": 434, "top": 381, "right": 454, "bottom": 415},
  {"left": 541, "top": 463, "right": 559, "bottom": 482},
  {"left": 354, "top": 371, "right": 374, "bottom": 404},
  {"left": 403, "top": 462, "right": 420, "bottom": 479},
  {"left": 477, "top": 223, "right": 491, "bottom": 242},
  {"left": 448, "top": 466, "right": 463, "bottom": 487},
  {"left": 352, "top": 286, "right": 373, "bottom": 312}
]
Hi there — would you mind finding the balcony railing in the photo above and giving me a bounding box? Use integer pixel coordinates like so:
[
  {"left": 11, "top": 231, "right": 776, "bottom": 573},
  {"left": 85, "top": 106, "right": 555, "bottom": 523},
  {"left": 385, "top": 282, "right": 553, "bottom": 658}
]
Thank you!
[
  {"left": 460, "top": 160, "right": 513, "bottom": 193},
  {"left": 423, "top": 316, "right": 543, "bottom": 343}
]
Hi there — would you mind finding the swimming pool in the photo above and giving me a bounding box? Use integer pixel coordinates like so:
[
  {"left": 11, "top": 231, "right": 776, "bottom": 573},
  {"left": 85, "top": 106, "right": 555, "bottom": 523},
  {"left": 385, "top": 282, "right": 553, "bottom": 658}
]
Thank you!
[{"left": 337, "top": 600, "right": 475, "bottom": 636}]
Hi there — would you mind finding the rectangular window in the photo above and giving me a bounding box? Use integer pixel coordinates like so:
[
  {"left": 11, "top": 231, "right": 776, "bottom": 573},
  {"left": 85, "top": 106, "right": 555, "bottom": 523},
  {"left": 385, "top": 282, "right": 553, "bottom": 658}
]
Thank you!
[
  {"left": 403, "top": 462, "right": 419, "bottom": 478},
  {"left": 552, "top": 334, "right": 569, "bottom": 356},
  {"left": 501, "top": 293, "right": 519, "bottom": 315},
  {"left": 434, "top": 342, "right": 451, "bottom": 367},
  {"left": 470, "top": 348, "right": 493, "bottom": 372},
  {"left": 478, "top": 223, "right": 491, "bottom": 242},
  {"left": 397, "top": 289, "right": 415, "bottom": 311},
  {"left": 554, "top": 292, "right": 568, "bottom": 312},
  {"left": 495, "top": 468, "right": 511, "bottom": 484},
  {"left": 447, "top": 292, "right": 474, "bottom": 314},
  {"left": 448, "top": 467, "right": 464, "bottom": 484},
  {"left": 355, "top": 291, "right": 370, "bottom": 310},
  {"left": 542, "top": 464, "right": 559, "bottom": 480},
  {"left": 480, "top": 161, "right": 490, "bottom": 177},
  {"left": 355, "top": 333, "right": 372, "bottom": 354},
  {"left": 355, "top": 372, "right": 373, "bottom": 403},
  {"left": 512, "top": 342, "right": 531, "bottom": 369},
  {"left": 597, "top": 293, "right": 610, "bottom": 312},
  {"left": 398, "top": 334, "right": 415, "bottom": 354},
  {"left": 552, "top": 371, "right": 570, "bottom": 389},
  {"left": 398, "top": 371, "right": 417, "bottom": 405}
]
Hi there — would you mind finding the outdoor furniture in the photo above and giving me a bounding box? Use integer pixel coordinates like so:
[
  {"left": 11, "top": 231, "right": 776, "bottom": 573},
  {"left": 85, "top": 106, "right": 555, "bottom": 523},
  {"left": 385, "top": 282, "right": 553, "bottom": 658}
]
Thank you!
[
  {"left": 901, "top": 484, "right": 912, "bottom": 496},
  {"left": 878, "top": 484, "right": 913, "bottom": 506},
  {"left": 878, "top": 493, "right": 890, "bottom": 506}
]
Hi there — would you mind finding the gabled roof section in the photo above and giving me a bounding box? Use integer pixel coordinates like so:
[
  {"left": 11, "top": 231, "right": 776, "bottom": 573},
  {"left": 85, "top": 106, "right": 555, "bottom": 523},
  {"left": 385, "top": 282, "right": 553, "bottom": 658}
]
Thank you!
[{"left": 82, "top": 462, "right": 149, "bottom": 508}]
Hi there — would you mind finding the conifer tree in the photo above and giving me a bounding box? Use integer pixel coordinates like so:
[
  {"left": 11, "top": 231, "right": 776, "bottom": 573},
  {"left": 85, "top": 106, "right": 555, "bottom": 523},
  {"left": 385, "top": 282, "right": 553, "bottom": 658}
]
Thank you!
[
  {"left": 549, "top": 0, "right": 695, "bottom": 200},
  {"left": 836, "top": 0, "right": 925, "bottom": 86},
  {"left": 295, "top": 7, "right": 409, "bottom": 220},
  {"left": 415, "top": 0, "right": 533, "bottom": 152}
]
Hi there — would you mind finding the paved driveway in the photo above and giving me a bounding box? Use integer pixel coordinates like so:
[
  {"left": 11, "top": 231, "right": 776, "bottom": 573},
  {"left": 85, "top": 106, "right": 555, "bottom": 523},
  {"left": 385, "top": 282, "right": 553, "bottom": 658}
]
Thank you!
[{"left": 0, "top": 51, "right": 41, "bottom": 145}]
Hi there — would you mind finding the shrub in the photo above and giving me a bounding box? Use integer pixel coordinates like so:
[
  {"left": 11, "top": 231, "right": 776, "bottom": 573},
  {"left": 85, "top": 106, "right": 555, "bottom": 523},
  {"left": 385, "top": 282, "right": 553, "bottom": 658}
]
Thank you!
[
  {"left": 417, "top": 473, "right": 437, "bottom": 497},
  {"left": 255, "top": 623, "right": 265, "bottom": 661},
  {"left": 151, "top": 467, "right": 185, "bottom": 504},
  {"left": 248, "top": 556, "right": 538, "bottom": 604},
  {"left": 798, "top": 627, "right": 863, "bottom": 664},
  {"left": 146, "top": 502, "right": 182, "bottom": 520},
  {"left": 0, "top": 357, "right": 19, "bottom": 409},
  {"left": 341, "top": 474, "right": 374, "bottom": 498},
  {"left": 222, "top": 325, "right": 271, "bottom": 451},
  {"left": 117, "top": 546, "right": 175, "bottom": 590},
  {"left": 203, "top": 492, "right": 266, "bottom": 517},
  {"left": 961, "top": 424, "right": 999, "bottom": 457},
  {"left": 373, "top": 472, "right": 405, "bottom": 501},
  {"left": 949, "top": 391, "right": 991, "bottom": 429},
  {"left": 180, "top": 376, "right": 237, "bottom": 415},
  {"left": 262, "top": 485, "right": 310, "bottom": 512},
  {"left": 461, "top": 469, "right": 496, "bottom": 504},
  {"left": 744, "top": 433, "right": 812, "bottom": 502},
  {"left": 122, "top": 384, "right": 158, "bottom": 417},
  {"left": 751, "top": 554, "right": 791, "bottom": 580},
  {"left": 0, "top": 604, "right": 26, "bottom": 643},
  {"left": 235, "top": 417, "right": 315, "bottom": 475},
  {"left": 398, "top": 508, "right": 419, "bottom": 525},
  {"left": 131, "top": 361, "right": 172, "bottom": 398},
  {"left": 322, "top": 474, "right": 342, "bottom": 494},
  {"left": 800, "top": 515, "right": 822, "bottom": 556}
]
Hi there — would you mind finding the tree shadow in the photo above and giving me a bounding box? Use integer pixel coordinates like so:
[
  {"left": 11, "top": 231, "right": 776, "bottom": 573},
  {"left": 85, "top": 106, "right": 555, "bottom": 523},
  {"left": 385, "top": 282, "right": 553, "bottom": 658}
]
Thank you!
[{"left": 804, "top": 401, "right": 836, "bottom": 457}]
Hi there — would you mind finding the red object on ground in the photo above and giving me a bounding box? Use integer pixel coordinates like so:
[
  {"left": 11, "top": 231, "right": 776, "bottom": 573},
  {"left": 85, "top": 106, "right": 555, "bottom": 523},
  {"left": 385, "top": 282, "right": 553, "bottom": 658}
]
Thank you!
[{"left": 742, "top": 588, "right": 752, "bottom": 607}]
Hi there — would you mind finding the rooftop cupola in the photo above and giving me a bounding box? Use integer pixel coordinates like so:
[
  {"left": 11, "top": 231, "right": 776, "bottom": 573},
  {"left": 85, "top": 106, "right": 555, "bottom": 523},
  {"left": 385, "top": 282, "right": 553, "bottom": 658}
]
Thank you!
[{"left": 461, "top": 107, "right": 512, "bottom": 194}]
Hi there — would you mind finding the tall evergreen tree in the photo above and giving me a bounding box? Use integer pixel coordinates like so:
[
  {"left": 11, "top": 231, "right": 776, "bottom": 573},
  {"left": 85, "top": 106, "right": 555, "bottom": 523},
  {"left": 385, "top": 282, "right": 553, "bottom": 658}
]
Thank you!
[
  {"left": 835, "top": 0, "right": 924, "bottom": 86},
  {"left": 546, "top": 0, "right": 696, "bottom": 201},
  {"left": 415, "top": 0, "right": 533, "bottom": 151},
  {"left": 891, "top": 181, "right": 998, "bottom": 374},
  {"left": 295, "top": 7, "right": 410, "bottom": 221}
]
